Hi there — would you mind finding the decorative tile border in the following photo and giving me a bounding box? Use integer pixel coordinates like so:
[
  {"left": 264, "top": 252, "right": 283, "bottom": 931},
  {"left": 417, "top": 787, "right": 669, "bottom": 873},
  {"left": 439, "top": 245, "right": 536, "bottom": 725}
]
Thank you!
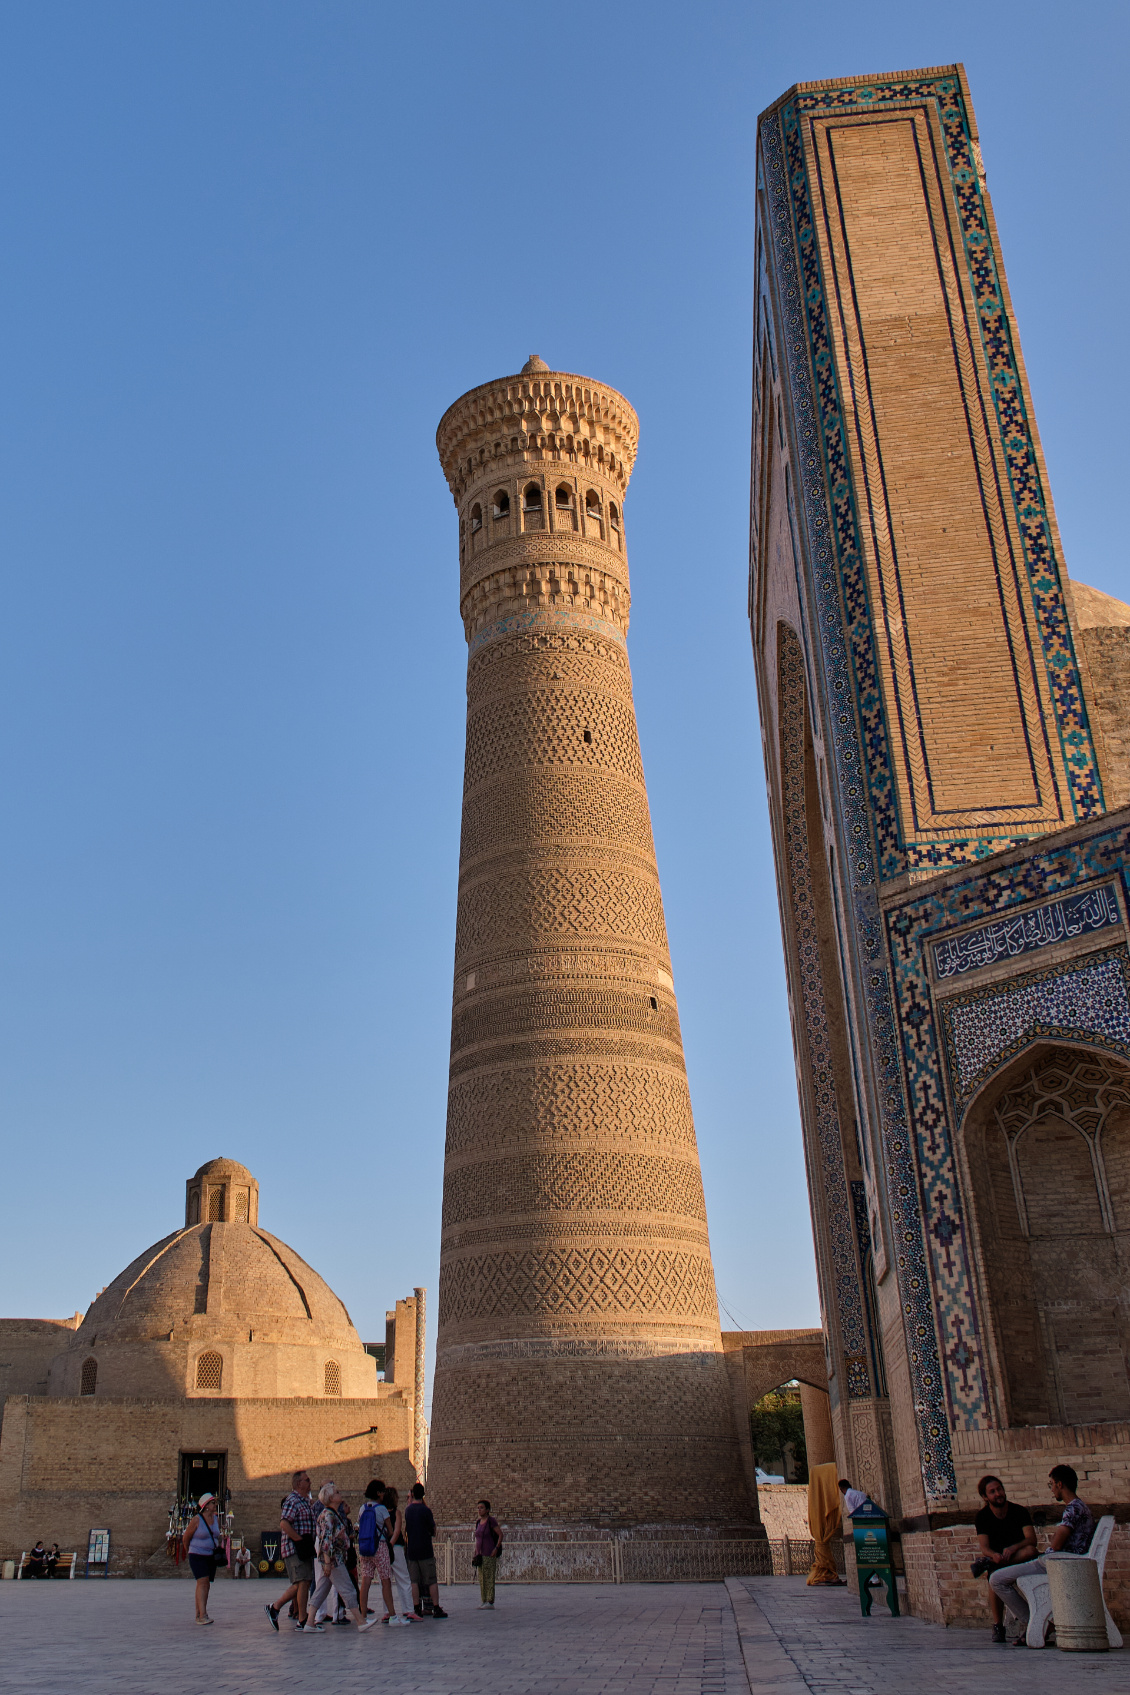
[
  {"left": 932, "top": 883, "right": 1121, "bottom": 980},
  {"left": 778, "top": 627, "right": 871, "bottom": 1395}
]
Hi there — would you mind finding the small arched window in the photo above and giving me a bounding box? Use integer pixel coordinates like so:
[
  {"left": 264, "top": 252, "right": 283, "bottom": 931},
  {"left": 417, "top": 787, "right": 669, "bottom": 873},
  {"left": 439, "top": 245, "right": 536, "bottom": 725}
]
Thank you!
[
  {"left": 523, "top": 483, "right": 542, "bottom": 511},
  {"left": 609, "top": 502, "right": 620, "bottom": 529},
  {"left": 187, "top": 1189, "right": 200, "bottom": 1226},
  {"left": 80, "top": 1358, "right": 98, "bottom": 1396},
  {"left": 207, "top": 1188, "right": 223, "bottom": 1222},
  {"left": 555, "top": 484, "right": 573, "bottom": 509},
  {"left": 196, "top": 1351, "right": 223, "bottom": 1392},
  {"left": 493, "top": 490, "right": 510, "bottom": 519},
  {"left": 324, "top": 1359, "right": 341, "bottom": 1397},
  {"left": 470, "top": 503, "right": 482, "bottom": 532}
]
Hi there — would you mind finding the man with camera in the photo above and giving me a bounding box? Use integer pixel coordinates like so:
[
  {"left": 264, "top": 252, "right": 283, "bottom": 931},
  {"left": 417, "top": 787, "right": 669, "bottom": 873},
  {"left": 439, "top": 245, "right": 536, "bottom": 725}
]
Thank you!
[{"left": 972, "top": 1474, "right": 1037, "bottom": 1643}]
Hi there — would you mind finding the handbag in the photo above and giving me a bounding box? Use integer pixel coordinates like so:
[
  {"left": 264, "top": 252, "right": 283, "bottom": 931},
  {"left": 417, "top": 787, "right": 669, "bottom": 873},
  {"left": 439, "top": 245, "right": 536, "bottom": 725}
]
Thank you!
[
  {"left": 471, "top": 1554, "right": 483, "bottom": 1568},
  {"left": 206, "top": 1514, "right": 228, "bottom": 1568}
]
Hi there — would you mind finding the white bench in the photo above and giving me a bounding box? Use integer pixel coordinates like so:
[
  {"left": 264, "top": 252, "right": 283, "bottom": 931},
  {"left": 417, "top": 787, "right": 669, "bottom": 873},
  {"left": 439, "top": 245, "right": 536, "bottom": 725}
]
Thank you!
[{"left": 1016, "top": 1514, "right": 1122, "bottom": 1649}]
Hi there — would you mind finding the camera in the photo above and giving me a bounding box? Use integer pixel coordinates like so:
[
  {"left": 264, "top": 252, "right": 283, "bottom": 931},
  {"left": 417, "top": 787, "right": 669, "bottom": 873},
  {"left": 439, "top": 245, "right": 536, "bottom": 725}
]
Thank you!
[{"left": 970, "top": 1556, "right": 995, "bottom": 1580}]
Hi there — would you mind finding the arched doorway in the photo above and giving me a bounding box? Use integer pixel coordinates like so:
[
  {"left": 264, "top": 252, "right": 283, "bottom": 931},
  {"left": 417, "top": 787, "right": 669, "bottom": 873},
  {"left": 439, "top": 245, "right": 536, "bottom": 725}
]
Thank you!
[{"left": 960, "top": 1044, "right": 1130, "bottom": 1427}]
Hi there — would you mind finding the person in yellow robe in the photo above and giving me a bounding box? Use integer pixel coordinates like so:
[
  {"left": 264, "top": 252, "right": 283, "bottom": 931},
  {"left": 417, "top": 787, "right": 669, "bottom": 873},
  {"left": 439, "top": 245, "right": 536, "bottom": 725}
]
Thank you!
[{"left": 807, "top": 1462, "right": 846, "bottom": 1585}]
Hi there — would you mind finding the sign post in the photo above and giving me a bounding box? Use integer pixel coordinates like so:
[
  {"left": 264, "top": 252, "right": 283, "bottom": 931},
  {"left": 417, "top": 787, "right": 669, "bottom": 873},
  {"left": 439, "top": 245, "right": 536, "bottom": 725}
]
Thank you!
[
  {"left": 85, "top": 1529, "right": 111, "bottom": 1579},
  {"left": 849, "top": 1498, "right": 898, "bottom": 1617}
]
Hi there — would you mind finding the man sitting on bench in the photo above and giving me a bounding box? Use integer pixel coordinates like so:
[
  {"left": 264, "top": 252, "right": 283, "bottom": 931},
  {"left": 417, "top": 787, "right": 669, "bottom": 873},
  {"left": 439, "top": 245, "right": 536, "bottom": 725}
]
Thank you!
[
  {"left": 988, "top": 1465, "right": 1096, "bottom": 1645},
  {"left": 973, "top": 1475, "right": 1037, "bottom": 1643}
]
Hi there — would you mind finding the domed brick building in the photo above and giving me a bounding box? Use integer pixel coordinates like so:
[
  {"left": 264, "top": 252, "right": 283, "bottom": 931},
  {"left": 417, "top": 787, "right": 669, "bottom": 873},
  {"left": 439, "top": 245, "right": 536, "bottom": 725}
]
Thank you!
[{"left": 0, "top": 1161, "right": 426, "bottom": 1574}]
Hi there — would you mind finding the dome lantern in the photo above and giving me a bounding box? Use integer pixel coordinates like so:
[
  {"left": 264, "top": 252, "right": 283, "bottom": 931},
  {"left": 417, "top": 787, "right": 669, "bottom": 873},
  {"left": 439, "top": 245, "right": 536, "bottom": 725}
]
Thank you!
[{"left": 185, "top": 1158, "right": 258, "bottom": 1228}]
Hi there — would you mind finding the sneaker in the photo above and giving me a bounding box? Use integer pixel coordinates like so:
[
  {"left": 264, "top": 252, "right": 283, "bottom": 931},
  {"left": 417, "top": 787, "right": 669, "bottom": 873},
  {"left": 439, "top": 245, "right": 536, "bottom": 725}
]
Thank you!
[
  {"left": 196, "top": 1616, "right": 213, "bottom": 1626},
  {"left": 358, "top": 1617, "right": 377, "bottom": 1632},
  {"left": 991, "top": 1624, "right": 1006, "bottom": 1644},
  {"left": 430, "top": 1606, "right": 448, "bottom": 1619},
  {"left": 265, "top": 1604, "right": 280, "bottom": 1632},
  {"left": 388, "top": 1614, "right": 412, "bottom": 1627},
  {"left": 304, "top": 1621, "right": 325, "bottom": 1633}
]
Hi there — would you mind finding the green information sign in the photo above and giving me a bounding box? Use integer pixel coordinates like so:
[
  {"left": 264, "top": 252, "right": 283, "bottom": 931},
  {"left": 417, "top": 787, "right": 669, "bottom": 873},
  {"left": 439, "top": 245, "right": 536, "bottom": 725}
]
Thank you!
[{"left": 849, "top": 1498, "right": 899, "bottom": 1617}]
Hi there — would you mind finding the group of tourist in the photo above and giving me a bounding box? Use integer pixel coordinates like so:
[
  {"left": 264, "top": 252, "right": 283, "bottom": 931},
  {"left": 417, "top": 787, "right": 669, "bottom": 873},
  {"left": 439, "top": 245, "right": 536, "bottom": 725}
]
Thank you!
[
  {"left": 972, "top": 1465, "right": 1095, "bottom": 1645},
  {"left": 179, "top": 1468, "right": 502, "bottom": 1628}
]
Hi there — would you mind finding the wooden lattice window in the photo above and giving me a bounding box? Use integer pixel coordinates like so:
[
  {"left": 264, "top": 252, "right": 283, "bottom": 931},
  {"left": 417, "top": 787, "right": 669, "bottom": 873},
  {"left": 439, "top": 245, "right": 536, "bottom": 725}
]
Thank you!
[
  {"left": 80, "top": 1358, "right": 97, "bottom": 1396},
  {"left": 324, "top": 1359, "right": 341, "bottom": 1397},
  {"left": 196, "top": 1351, "right": 223, "bottom": 1392},
  {"left": 207, "top": 1188, "right": 223, "bottom": 1221},
  {"left": 233, "top": 1189, "right": 249, "bottom": 1222}
]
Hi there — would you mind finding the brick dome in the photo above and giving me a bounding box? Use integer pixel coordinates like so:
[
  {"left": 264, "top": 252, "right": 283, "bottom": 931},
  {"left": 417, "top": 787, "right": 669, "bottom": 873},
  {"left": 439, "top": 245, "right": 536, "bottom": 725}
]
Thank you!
[{"left": 46, "top": 1166, "right": 377, "bottom": 1401}]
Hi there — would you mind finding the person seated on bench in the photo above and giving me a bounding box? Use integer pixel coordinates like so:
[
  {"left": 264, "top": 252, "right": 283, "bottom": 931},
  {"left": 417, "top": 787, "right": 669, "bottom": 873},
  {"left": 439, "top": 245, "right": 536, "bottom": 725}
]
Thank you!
[
  {"left": 989, "top": 1465, "right": 1095, "bottom": 1645},
  {"left": 973, "top": 1475, "right": 1036, "bottom": 1643}
]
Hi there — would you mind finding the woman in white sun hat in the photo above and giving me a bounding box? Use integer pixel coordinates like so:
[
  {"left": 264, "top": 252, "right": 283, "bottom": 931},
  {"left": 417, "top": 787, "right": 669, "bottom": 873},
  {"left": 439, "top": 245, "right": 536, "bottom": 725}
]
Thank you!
[{"left": 182, "top": 1492, "right": 225, "bottom": 1625}]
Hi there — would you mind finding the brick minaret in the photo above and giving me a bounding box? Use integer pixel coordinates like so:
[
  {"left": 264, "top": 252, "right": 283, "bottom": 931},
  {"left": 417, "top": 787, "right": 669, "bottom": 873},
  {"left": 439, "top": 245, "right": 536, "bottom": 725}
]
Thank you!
[{"left": 429, "top": 357, "right": 753, "bottom": 1533}]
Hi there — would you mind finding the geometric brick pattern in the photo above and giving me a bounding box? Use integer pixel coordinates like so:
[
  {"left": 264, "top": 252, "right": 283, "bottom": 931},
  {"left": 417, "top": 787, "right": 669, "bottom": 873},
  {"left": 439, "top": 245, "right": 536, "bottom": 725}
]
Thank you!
[
  {"left": 460, "top": 770, "right": 655, "bottom": 863},
  {"left": 455, "top": 864, "right": 668, "bottom": 956},
  {"left": 464, "top": 689, "right": 645, "bottom": 788},
  {"left": 438, "top": 1246, "right": 719, "bottom": 1324},
  {"left": 445, "top": 1062, "right": 698, "bottom": 1155},
  {"left": 441, "top": 1149, "right": 707, "bottom": 1226}
]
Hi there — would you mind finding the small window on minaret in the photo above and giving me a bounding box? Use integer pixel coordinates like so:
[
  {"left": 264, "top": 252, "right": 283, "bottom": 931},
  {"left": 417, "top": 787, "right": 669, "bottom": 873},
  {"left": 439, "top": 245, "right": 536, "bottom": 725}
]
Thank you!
[
  {"left": 523, "top": 484, "right": 542, "bottom": 510},
  {"left": 555, "top": 485, "right": 573, "bottom": 509},
  {"left": 649, "top": 997, "right": 658, "bottom": 1011},
  {"left": 493, "top": 491, "right": 510, "bottom": 518},
  {"left": 610, "top": 502, "right": 620, "bottom": 529},
  {"left": 583, "top": 729, "right": 593, "bottom": 744},
  {"left": 470, "top": 503, "right": 482, "bottom": 532}
]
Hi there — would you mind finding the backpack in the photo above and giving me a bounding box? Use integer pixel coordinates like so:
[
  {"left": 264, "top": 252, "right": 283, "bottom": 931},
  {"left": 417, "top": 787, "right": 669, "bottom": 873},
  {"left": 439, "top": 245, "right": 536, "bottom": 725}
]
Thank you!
[{"left": 358, "top": 1500, "right": 381, "bottom": 1557}]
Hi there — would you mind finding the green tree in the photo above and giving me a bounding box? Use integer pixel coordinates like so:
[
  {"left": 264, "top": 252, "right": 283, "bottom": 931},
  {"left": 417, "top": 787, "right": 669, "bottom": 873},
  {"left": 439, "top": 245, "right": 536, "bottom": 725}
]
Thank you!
[{"left": 750, "top": 1385, "right": 808, "bottom": 1482}]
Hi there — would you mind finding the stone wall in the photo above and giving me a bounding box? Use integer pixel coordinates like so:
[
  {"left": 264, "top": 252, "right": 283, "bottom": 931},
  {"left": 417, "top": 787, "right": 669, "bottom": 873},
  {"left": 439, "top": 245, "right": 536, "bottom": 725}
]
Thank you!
[
  {"left": 0, "top": 1393, "right": 416, "bottom": 1574},
  {"left": 0, "top": 1319, "right": 80, "bottom": 1399}
]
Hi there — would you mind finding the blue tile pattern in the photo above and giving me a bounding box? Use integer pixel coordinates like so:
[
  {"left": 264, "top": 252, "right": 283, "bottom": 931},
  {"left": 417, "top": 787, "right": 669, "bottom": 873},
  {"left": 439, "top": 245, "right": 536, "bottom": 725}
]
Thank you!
[{"left": 941, "top": 948, "right": 1130, "bottom": 1101}]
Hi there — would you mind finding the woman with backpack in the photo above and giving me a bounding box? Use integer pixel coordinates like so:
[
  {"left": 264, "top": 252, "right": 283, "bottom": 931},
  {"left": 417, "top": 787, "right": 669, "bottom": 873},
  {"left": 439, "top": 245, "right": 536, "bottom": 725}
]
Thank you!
[{"left": 356, "top": 1480, "right": 404, "bottom": 1626}]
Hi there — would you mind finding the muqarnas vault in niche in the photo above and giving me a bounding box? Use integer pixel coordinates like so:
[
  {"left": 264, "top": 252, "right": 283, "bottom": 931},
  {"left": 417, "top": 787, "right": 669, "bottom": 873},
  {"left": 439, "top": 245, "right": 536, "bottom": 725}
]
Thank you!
[{"left": 751, "top": 63, "right": 1130, "bottom": 1626}]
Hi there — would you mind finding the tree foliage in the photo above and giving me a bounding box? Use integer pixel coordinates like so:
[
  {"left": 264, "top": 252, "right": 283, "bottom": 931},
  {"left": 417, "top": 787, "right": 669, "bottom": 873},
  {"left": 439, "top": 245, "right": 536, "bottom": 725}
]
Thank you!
[{"left": 750, "top": 1385, "right": 808, "bottom": 1482}]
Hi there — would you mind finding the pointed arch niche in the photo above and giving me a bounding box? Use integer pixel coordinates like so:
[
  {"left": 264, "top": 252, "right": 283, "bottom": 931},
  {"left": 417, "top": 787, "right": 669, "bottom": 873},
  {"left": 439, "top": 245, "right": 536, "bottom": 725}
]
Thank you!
[{"left": 959, "top": 1043, "right": 1130, "bottom": 1427}]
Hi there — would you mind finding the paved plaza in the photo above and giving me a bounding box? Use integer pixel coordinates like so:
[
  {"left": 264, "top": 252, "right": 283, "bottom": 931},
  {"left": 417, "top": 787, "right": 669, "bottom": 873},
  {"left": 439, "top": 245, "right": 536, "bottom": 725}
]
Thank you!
[{"left": 0, "top": 1575, "right": 1124, "bottom": 1695}]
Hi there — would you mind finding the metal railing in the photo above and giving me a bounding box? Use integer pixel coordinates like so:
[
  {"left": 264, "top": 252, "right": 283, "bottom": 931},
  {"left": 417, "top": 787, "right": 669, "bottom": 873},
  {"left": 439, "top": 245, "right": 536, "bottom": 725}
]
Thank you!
[{"left": 438, "top": 1536, "right": 845, "bottom": 1584}]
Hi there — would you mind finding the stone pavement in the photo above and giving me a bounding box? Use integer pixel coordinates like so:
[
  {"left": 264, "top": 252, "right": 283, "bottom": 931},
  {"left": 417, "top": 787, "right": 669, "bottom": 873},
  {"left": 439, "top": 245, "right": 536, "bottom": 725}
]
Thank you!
[
  {"left": 1, "top": 1576, "right": 1126, "bottom": 1695},
  {"left": 0, "top": 1578, "right": 751, "bottom": 1695},
  {"left": 728, "top": 1576, "right": 1125, "bottom": 1695}
]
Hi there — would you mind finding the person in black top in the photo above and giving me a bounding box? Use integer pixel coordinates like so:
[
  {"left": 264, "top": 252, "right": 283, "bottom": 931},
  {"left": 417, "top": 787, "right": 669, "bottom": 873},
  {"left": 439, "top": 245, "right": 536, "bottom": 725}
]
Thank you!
[
  {"left": 973, "top": 1475, "right": 1037, "bottom": 1642},
  {"left": 404, "top": 1483, "right": 447, "bottom": 1619}
]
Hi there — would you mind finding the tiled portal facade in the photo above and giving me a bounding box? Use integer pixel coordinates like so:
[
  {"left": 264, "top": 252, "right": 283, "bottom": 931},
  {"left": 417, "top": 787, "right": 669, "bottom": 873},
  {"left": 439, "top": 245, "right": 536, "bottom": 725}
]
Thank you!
[{"left": 751, "top": 64, "right": 1130, "bottom": 1623}]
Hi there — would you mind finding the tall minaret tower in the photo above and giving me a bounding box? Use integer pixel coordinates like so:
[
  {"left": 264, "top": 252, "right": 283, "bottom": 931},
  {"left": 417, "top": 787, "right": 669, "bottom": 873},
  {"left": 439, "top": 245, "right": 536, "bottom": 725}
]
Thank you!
[{"left": 430, "top": 357, "right": 752, "bottom": 1533}]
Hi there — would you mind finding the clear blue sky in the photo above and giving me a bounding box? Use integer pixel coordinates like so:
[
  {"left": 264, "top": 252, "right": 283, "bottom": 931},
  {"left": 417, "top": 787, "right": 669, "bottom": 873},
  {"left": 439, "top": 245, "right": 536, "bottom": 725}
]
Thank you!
[{"left": 2, "top": 2, "right": 1127, "bottom": 1384}]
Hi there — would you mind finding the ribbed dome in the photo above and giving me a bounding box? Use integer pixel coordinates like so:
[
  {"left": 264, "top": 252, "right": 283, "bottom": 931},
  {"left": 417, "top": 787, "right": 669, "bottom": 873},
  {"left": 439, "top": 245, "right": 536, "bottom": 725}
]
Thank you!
[
  {"left": 78, "top": 1224, "right": 357, "bottom": 1342},
  {"left": 46, "top": 1164, "right": 378, "bottom": 1400}
]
